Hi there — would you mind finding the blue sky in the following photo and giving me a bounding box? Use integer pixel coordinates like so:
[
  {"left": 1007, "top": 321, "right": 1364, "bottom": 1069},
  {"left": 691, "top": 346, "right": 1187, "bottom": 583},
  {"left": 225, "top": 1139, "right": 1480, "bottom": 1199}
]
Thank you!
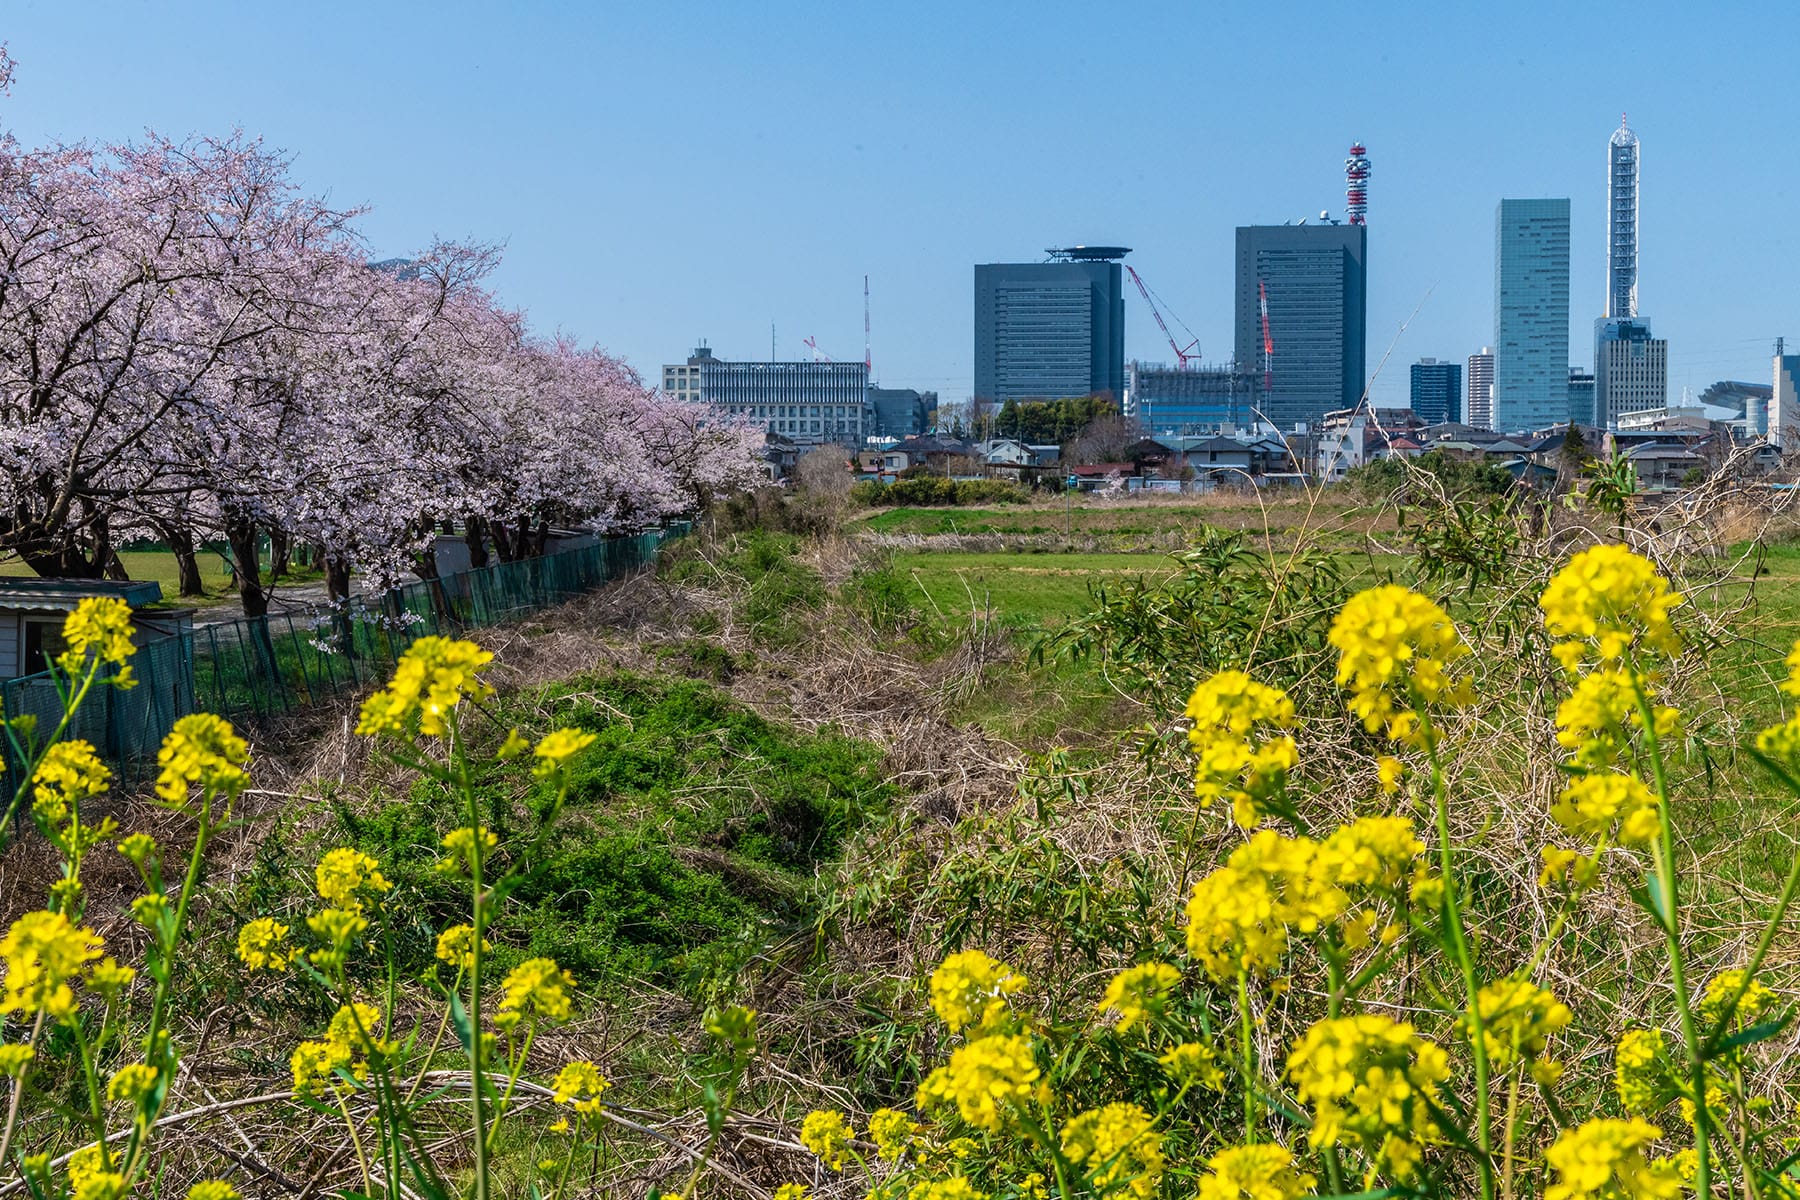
[{"left": 3, "top": 0, "right": 1792, "bottom": 406}]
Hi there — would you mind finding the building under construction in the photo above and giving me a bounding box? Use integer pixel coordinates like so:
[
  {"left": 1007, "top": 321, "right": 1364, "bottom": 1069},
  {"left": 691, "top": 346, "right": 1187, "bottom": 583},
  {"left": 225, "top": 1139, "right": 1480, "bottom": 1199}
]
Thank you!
[{"left": 1126, "top": 361, "right": 1260, "bottom": 435}]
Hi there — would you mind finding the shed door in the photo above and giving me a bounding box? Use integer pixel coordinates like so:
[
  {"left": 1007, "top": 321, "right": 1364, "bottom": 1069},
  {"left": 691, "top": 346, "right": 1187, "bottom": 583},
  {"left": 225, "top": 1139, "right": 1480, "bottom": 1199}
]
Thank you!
[{"left": 22, "top": 617, "right": 68, "bottom": 676}]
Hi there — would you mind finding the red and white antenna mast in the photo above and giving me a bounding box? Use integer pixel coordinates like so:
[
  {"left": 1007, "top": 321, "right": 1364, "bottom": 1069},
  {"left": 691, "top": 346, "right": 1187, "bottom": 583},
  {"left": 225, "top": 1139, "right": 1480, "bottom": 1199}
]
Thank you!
[
  {"left": 863, "top": 274, "right": 872, "bottom": 374},
  {"left": 1258, "top": 280, "right": 1274, "bottom": 396},
  {"left": 1345, "top": 142, "right": 1371, "bottom": 225}
]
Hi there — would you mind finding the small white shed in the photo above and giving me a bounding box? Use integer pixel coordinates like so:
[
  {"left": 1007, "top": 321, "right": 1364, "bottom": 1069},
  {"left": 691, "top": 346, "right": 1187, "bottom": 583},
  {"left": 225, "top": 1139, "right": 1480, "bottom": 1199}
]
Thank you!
[{"left": 0, "top": 579, "right": 178, "bottom": 679}]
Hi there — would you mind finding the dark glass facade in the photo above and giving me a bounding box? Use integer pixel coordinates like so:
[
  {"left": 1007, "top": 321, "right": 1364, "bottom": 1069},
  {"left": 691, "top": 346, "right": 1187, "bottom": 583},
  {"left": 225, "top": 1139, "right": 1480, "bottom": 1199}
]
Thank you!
[
  {"left": 1232, "top": 225, "right": 1368, "bottom": 430},
  {"left": 1409, "top": 359, "right": 1463, "bottom": 425},
  {"left": 974, "top": 261, "right": 1126, "bottom": 404}
]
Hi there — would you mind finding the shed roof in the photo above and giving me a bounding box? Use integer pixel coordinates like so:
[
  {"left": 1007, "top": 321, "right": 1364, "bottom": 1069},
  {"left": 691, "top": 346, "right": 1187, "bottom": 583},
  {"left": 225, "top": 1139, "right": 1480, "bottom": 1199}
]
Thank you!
[{"left": 0, "top": 578, "right": 163, "bottom": 611}]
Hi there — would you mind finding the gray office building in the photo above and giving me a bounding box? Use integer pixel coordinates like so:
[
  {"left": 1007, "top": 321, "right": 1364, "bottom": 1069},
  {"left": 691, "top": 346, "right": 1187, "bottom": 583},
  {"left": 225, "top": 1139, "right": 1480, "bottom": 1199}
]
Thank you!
[
  {"left": 974, "top": 247, "right": 1127, "bottom": 405},
  {"left": 1493, "top": 199, "right": 1571, "bottom": 432},
  {"left": 1128, "top": 362, "right": 1259, "bottom": 435},
  {"left": 1409, "top": 359, "right": 1462, "bottom": 425},
  {"left": 663, "top": 344, "right": 869, "bottom": 445},
  {"left": 1233, "top": 224, "right": 1368, "bottom": 430},
  {"left": 868, "top": 387, "right": 930, "bottom": 438}
]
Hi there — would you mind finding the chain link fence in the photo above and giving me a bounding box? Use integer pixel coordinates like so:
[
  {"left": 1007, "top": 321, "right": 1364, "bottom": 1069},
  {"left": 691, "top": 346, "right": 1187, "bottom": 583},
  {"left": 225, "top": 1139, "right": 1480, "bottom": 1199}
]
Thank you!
[{"left": 1, "top": 524, "right": 688, "bottom": 792}]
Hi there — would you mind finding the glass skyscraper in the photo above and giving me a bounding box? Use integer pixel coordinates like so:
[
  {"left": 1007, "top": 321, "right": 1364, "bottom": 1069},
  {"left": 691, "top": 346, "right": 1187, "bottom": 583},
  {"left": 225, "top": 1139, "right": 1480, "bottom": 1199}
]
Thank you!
[
  {"left": 973, "top": 254, "right": 1126, "bottom": 404},
  {"left": 1233, "top": 224, "right": 1368, "bottom": 431},
  {"left": 1493, "top": 199, "right": 1570, "bottom": 432},
  {"left": 1409, "top": 358, "right": 1462, "bottom": 425}
]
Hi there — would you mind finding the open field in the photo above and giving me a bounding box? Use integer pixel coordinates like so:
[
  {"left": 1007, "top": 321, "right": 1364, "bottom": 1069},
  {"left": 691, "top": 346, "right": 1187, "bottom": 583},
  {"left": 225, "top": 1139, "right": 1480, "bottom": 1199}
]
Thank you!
[{"left": 0, "top": 549, "right": 236, "bottom": 605}]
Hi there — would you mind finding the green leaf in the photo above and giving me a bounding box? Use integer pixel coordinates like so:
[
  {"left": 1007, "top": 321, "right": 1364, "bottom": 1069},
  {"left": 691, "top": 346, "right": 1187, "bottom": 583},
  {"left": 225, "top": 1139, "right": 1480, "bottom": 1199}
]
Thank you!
[
  {"left": 1711, "top": 1010, "right": 1793, "bottom": 1055},
  {"left": 449, "top": 988, "right": 475, "bottom": 1055}
]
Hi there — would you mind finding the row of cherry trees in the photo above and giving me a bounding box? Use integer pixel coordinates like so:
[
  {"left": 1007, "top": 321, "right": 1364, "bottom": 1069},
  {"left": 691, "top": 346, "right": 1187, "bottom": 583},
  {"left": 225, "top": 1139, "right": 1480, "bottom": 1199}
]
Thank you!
[{"left": 0, "top": 52, "right": 761, "bottom": 617}]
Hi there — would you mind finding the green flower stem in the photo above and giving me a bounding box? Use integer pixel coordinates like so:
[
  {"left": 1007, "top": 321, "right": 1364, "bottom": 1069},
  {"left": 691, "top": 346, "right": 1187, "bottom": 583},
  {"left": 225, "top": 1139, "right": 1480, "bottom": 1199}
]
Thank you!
[
  {"left": 1630, "top": 673, "right": 1710, "bottom": 1197},
  {"left": 0, "top": 657, "right": 100, "bottom": 840},
  {"left": 0, "top": 1009, "right": 47, "bottom": 1168},
  {"left": 485, "top": 1026, "right": 537, "bottom": 1152},
  {"left": 1418, "top": 708, "right": 1497, "bottom": 1200},
  {"left": 455, "top": 712, "right": 492, "bottom": 1200},
  {"left": 1712, "top": 754, "right": 1800, "bottom": 1053},
  {"left": 1236, "top": 966, "right": 1257, "bottom": 1142}
]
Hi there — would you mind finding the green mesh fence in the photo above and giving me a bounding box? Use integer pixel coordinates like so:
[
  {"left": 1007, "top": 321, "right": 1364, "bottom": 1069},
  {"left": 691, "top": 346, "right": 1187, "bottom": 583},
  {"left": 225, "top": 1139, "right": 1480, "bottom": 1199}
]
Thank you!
[{"left": 1, "top": 525, "right": 687, "bottom": 794}]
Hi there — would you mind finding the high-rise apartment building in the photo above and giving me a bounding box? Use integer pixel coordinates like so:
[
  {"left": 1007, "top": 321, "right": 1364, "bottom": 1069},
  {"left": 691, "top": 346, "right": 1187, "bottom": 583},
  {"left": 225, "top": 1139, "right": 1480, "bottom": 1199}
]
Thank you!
[
  {"left": 1466, "top": 348, "right": 1495, "bottom": 430},
  {"left": 1568, "top": 369, "right": 1597, "bottom": 427},
  {"left": 1233, "top": 224, "right": 1367, "bottom": 431},
  {"left": 663, "top": 344, "right": 869, "bottom": 445},
  {"left": 974, "top": 248, "right": 1127, "bottom": 405},
  {"left": 1494, "top": 199, "right": 1571, "bottom": 432},
  {"left": 1595, "top": 318, "right": 1668, "bottom": 427},
  {"left": 1409, "top": 358, "right": 1462, "bottom": 425}
]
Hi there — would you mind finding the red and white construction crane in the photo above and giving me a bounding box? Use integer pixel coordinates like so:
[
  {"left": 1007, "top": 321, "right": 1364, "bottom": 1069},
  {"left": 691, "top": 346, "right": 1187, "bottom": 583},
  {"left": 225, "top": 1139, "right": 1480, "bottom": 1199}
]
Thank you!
[
  {"left": 1258, "top": 280, "right": 1274, "bottom": 395},
  {"left": 802, "top": 336, "right": 833, "bottom": 362},
  {"left": 1124, "top": 264, "right": 1200, "bottom": 367}
]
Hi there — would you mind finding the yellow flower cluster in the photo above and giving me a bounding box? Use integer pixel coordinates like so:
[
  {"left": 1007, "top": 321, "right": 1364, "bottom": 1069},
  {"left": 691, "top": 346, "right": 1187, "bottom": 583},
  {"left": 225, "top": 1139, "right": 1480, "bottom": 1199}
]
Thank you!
[
  {"left": 928, "top": 949, "right": 1025, "bottom": 1033},
  {"left": 869, "top": 1107, "right": 921, "bottom": 1162},
  {"left": 1285, "top": 1014, "right": 1449, "bottom": 1179},
  {"left": 772, "top": 1185, "right": 810, "bottom": 1200},
  {"left": 0, "top": 909, "right": 104, "bottom": 1020},
  {"left": 235, "top": 918, "right": 293, "bottom": 972},
  {"left": 1186, "top": 821, "right": 1423, "bottom": 981},
  {"left": 1060, "top": 1103, "right": 1163, "bottom": 1200},
  {"left": 1194, "top": 1143, "right": 1317, "bottom": 1200},
  {"left": 1554, "top": 668, "right": 1680, "bottom": 772},
  {"left": 1327, "top": 584, "right": 1470, "bottom": 744},
  {"left": 496, "top": 957, "right": 575, "bottom": 1030},
  {"left": 0, "top": 1044, "right": 35, "bottom": 1077},
  {"left": 1759, "top": 639, "right": 1800, "bottom": 761},
  {"left": 907, "top": 1180, "right": 985, "bottom": 1200},
  {"left": 59, "top": 597, "right": 136, "bottom": 673},
  {"left": 1539, "top": 545, "right": 1683, "bottom": 673},
  {"left": 1158, "top": 1041, "right": 1225, "bottom": 1090},
  {"left": 1551, "top": 773, "right": 1660, "bottom": 847},
  {"left": 800, "top": 1109, "right": 855, "bottom": 1170},
  {"left": 1699, "top": 968, "right": 1776, "bottom": 1032},
  {"left": 550, "top": 1060, "right": 610, "bottom": 1114},
  {"left": 67, "top": 1145, "right": 125, "bottom": 1200},
  {"left": 1184, "top": 670, "right": 1299, "bottom": 827},
  {"left": 434, "top": 924, "right": 489, "bottom": 972},
  {"left": 291, "top": 1002, "right": 387, "bottom": 1097},
  {"left": 154, "top": 713, "right": 249, "bottom": 808},
  {"left": 438, "top": 825, "right": 499, "bottom": 876},
  {"left": 1096, "top": 962, "right": 1179, "bottom": 1034},
  {"left": 1615, "top": 1029, "right": 1676, "bottom": 1114},
  {"left": 105, "top": 1062, "right": 158, "bottom": 1105},
  {"left": 32, "top": 740, "right": 111, "bottom": 820},
  {"left": 1543, "top": 1118, "right": 1684, "bottom": 1200},
  {"left": 185, "top": 1184, "right": 241, "bottom": 1200},
  {"left": 532, "top": 728, "right": 598, "bottom": 779},
  {"left": 315, "top": 848, "right": 392, "bottom": 912},
  {"left": 356, "top": 636, "right": 494, "bottom": 737},
  {"left": 1464, "top": 977, "right": 1573, "bottom": 1076},
  {"left": 916, "top": 1033, "right": 1046, "bottom": 1132}
]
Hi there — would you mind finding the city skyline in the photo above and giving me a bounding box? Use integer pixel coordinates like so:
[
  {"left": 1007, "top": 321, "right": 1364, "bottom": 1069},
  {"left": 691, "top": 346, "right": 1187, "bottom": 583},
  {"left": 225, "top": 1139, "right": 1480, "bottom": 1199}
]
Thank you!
[{"left": 0, "top": 2, "right": 1791, "bottom": 407}]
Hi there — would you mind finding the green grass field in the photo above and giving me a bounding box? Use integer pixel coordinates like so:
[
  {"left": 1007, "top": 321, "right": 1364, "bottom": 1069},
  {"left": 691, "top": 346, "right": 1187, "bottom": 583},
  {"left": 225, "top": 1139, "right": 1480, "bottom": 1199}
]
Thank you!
[
  {"left": 890, "top": 550, "right": 1181, "bottom": 626},
  {"left": 0, "top": 550, "right": 238, "bottom": 606}
]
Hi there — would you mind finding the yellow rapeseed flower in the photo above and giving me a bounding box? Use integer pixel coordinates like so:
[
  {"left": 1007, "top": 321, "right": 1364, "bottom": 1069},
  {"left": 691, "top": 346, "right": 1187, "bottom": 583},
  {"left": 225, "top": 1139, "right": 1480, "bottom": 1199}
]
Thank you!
[
  {"left": 495, "top": 957, "right": 575, "bottom": 1030},
  {"left": 928, "top": 949, "right": 1026, "bottom": 1033},
  {"left": 1377, "top": 755, "right": 1405, "bottom": 794},
  {"left": 1539, "top": 545, "right": 1682, "bottom": 674},
  {"left": 85, "top": 958, "right": 134, "bottom": 999},
  {"left": 0, "top": 1044, "right": 34, "bottom": 1077},
  {"left": 59, "top": 597, "right": 136, "bottom": 671},
  {"left": 799, "top": 1109, "right": 855, "bottom": 1170},
  {"left": 772, "top": 1186, "right": 810, "bottom": 1200},
  {"left": 532, "top": 728, "right": 598, "bottom": 778},
  {"left": 104, "top": 1063, "right": 158, "bottom": 1105},
  {"left": 1096, "top": 962, "right": 1180, "bottom": 1034},
  {"left": 236, "top": 918, "right": 293, "bottom": 972},
  {"left": 434, "top": 924, "right": 489, "bottom": 972},
  {"left": 32, "top": 740, "right": 111, "bottom": 819},
  {"left": 314, "top": 848, "right": 391, "bottom": 911},
  {"left": 915, "top": 1032, "right": 1045, "bottom": 1132},
  {"left": 1543, "top": 1118, "right": 1683, "bottom": 1200},
  {"left": 1285, "top": 1013, "right": 1449, "bottom": 1179},
  {"left": 1555, "top": 669, "right": 1679, "bottom": 769},
  {"left": 908, "top": 1180, "right": 986, "bottom": 1200},
  {"left": 1184, "top": 829, "right": 1333, "bottom": 982},
  {"left": 868, "top": 1106, "right": 921, "bottom": 1161},
  {"left": 1060, "top": 1103, "right": 1164, "bottom": 1200},
  {"left": 549, "top": 1060, "right": 610, "bottom": 1114},
  {"left": 292, "top": 1001, "right": 388, "bottom": 1097},
  {"left": 438, "top": 826, "right": 498, "bottom": 876},
  {"left": 1158, "top": 1041, "right": 1225, "bottom": 1089},
  {"left": 305, "top": 907, "right": 369, "bottom": 973},
  {"left": 1194, "top": 1143, "right": 1317, "bottom": 1200},
  {"left": 355, "top": 636, "right": 494, "bottom": 738},
  {"left": 1615, "top": 1029, "right": 1676, "bottom": 1114},
  {"left": 1327, "top": 584, "right": 1470, "bottom": 744},
  {"left": 1552, "top": 772, "right": 1661, "bottom": 847},
  {"left": 0, "top": 909, "right": 104, "bottom": 1019},
  {"left": 154, "top": 713, "right": 249, "bottom": 808},
  {"left": 1699, "top": 969, "right": 1777, "bottom": 1032},
  {"left": 1463, "top": 977, "right": 1573, "bottom": 1073},
  {"left": 1185, "top": 670, "right": 1299, "bottom": 827},
  {"left": 185, "top": 1184, "right": 242, "bottom": 1200}
]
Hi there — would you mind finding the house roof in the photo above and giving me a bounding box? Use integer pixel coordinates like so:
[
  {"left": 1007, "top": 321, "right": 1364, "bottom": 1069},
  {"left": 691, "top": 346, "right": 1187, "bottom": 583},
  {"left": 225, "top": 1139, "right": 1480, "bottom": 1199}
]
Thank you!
[
  {"left": 1069, "top": 463, "right": 1135, "bottom": 476},
  {"left": 0, "top": 579, "right": 163, "bottom": 612}
]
